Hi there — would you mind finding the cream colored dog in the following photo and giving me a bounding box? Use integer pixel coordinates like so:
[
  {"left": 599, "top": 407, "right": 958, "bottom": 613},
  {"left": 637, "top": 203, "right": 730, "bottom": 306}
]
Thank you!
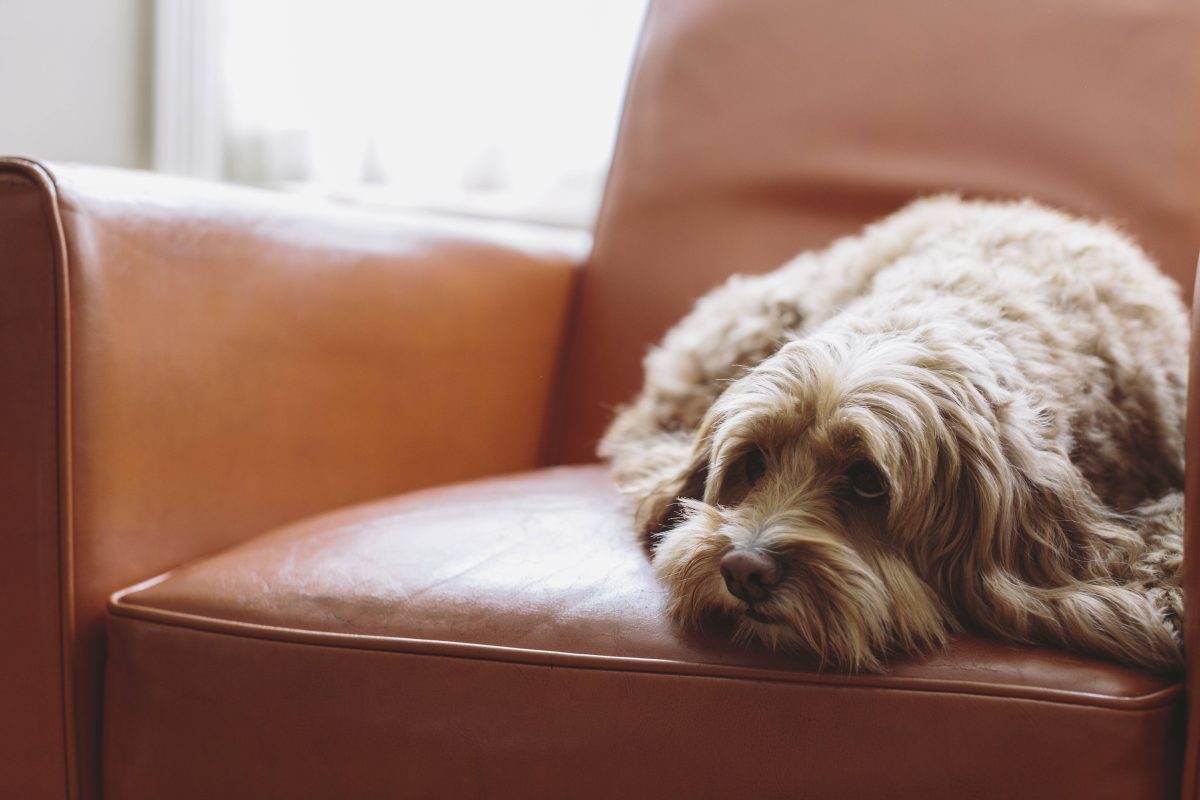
[{"left": 601, "top": 197, "right": 1186, "bottom": 672}]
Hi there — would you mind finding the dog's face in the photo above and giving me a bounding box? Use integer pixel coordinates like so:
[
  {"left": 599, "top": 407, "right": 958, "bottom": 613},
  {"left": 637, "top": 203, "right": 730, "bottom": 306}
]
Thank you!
[{"left": 648, "top": 329, "right": 1114, "bottom": 671}]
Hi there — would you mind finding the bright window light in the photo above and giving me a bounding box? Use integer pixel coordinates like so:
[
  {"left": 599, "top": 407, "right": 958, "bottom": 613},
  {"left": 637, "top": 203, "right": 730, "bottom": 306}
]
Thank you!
[{"left": 197, "top": 1, "right": 647, "bottom": 227}]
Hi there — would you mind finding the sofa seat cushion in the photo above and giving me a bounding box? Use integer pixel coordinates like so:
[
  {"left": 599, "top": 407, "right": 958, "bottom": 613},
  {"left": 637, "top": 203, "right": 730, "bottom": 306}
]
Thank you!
[{"left": 105, "top": 465, "right": 1183, "bottom": 799}]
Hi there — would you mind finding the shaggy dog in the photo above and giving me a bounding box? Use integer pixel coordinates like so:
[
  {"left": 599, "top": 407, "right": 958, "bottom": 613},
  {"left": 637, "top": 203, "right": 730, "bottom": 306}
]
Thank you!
[{"left": 600, "top": 197, "right": 1186, "bottom": 672}]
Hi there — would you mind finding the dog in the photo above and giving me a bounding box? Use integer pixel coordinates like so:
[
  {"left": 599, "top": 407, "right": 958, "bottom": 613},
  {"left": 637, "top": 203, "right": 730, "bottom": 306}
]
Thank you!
[{"left": 600, "top": 196, "right": 1186, "bottom": 672}]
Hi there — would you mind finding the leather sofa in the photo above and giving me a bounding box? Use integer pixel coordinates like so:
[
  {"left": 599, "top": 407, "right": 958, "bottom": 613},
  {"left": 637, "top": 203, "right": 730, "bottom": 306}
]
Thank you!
[{"left": 3, "top": 0, "right": 1200, "bottom": 797}]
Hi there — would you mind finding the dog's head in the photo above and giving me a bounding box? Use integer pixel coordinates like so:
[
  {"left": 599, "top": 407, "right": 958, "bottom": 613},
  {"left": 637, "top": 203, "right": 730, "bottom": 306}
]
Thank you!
[{"left": 644, "top": 326, "right": 1139, "bottom": 671}]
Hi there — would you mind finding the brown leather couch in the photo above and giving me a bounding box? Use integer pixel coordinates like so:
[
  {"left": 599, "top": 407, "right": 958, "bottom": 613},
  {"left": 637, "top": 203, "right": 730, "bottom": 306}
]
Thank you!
[{"left": 4, "top": 0, "right": 1200, "bottom": 797}]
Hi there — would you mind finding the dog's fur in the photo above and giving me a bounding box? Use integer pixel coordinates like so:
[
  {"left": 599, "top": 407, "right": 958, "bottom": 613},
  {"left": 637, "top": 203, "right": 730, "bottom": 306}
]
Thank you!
[{"left": 600, "top": 197, "right": 1187, "bottom": 672}]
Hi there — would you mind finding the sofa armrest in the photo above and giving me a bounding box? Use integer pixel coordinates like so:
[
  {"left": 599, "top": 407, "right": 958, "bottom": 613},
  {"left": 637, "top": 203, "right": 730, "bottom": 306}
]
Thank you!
[{"left": 0, "top": 157, "right": 585, "bottom": 800}]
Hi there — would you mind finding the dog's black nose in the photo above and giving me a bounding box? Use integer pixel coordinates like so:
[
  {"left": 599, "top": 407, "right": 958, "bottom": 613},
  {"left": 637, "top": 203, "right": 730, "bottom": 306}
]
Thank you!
[{"left": 720, "top": 548, "right": 784, "bottom": 603}]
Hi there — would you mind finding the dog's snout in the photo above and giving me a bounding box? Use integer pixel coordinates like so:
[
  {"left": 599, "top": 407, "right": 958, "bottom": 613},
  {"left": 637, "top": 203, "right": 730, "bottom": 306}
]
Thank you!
[{"left": 720, "top": 548, "right": 784, "bottom": 603}]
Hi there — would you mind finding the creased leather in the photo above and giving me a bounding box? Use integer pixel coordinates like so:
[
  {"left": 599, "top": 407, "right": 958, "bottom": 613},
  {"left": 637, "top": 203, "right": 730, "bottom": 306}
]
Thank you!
[{"left": 107, "top": 466, "right": 1183, "bottom": 799}]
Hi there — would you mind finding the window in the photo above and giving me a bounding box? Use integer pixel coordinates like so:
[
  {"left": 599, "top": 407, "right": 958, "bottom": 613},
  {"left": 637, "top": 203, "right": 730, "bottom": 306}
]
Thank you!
[{"left": 156, "top": 0, "right": 648, "bottom": 228}]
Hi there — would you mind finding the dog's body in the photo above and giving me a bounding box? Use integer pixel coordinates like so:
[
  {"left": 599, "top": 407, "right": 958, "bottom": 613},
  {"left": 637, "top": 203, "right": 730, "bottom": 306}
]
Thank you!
[{"left": 601, "top": 196, "right": 1186, "bottom": 672}]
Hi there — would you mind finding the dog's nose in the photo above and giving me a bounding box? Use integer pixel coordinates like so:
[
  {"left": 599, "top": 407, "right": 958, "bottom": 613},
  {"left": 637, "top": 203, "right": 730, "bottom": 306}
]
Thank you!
[{"left": 720, "top": 548, "right": 784, "bottom": 603}]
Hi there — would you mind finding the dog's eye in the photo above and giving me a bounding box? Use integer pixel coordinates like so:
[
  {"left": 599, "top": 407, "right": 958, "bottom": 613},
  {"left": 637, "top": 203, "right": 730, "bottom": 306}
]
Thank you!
[
  {"left": 847, "top": 462, "right": 886, "bottom": 499},
  {"left": 744, "top": 447, "right": 766, "bottom": 487}
]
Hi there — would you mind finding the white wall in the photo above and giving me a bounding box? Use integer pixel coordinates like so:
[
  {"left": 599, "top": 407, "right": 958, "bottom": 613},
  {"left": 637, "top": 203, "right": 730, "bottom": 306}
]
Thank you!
[{"left": 0, "top": 0, "right": 153, "bottom": 168}]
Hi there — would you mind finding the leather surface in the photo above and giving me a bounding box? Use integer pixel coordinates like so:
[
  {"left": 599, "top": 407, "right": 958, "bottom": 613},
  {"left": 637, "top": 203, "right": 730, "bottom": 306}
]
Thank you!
[
  {"left": 108, "top": 466, "right": 1183, "bottom": 799},
  {"left": 555, "top": 0, "right": 1200, "bottom": 463},
  {"left": 0, "top": 161, "right": 70, "bottom": 799},
  {"left": 1184, "top": 263, "right": 1200, "bottom": 798},
  {"left": 12, "top": 0, "right": 1200, "bottom": 793},
  {"left": 1, "top": 158, "right": 582, "bottom": 800}
]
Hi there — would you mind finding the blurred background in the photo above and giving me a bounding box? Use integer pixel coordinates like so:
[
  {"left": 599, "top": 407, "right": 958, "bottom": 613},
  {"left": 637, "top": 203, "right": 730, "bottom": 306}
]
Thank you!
[{"left": 0, "top": 0, "right": 647, "bottom": 228}]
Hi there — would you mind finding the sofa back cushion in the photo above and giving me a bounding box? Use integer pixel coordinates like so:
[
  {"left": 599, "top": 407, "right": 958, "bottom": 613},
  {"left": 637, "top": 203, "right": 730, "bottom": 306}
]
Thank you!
[{"left": 555, "top": 0, "right": 1200, "bottom": 462}]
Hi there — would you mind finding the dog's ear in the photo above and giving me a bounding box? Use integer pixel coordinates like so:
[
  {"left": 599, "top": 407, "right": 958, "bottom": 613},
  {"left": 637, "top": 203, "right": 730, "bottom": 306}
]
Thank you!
[
  {"left": 600, "top": 403, "right": 715, "bottom": 543},
  {"left": 633, "top": 431, "right": 712, "bottom": 540},
  {"left": 988, "top": 417, "right": 1137, "bottom": 585},
  {"left": 948, "top": 408, "right": 1181, "bottom": 668},
  {"left": 906, "top": 367, "right": 1134, "bottom": 587}
]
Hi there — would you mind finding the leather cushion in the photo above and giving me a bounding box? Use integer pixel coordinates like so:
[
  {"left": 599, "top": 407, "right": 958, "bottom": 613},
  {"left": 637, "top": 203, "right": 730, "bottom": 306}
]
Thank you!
[{"left": 106, "top": 466, "right": 1183, "bottom": 799}]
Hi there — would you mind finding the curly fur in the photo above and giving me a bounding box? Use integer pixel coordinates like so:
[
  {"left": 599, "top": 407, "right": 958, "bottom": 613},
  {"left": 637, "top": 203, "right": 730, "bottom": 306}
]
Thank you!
[{"left": 600, "top": 196, "right": 1186, "bottom": 672}]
